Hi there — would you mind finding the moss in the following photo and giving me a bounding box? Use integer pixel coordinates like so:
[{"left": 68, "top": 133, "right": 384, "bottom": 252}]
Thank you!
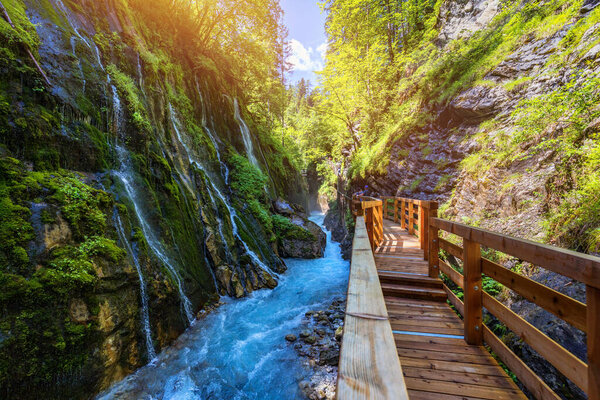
[
  {"left": 272, "top": 214, "right": 314, "bottom": 241},
  {"left": 107, "top": 64, "right": 152, "bottom": 134},
  {"left": 503, "top": 76, "right": 533, "bottom": 92},
  {"left": 34, "top": 172, "right": 112, "bottom": 239}
]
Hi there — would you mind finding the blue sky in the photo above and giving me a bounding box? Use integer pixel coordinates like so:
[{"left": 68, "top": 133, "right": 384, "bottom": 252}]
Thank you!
[{"left": 280, "top": 0, "right": 327, "bottom": 86}]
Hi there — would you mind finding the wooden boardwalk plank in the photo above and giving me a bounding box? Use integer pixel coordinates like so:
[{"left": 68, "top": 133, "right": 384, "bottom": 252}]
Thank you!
[{"left": 373, "top": 218, "right": 527, "bottom": 400}]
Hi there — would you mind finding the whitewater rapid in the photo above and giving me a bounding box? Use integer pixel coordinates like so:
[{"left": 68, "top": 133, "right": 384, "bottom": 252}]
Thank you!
[{"left": 97, "top": 213, "right": 349, "bottom": 400}]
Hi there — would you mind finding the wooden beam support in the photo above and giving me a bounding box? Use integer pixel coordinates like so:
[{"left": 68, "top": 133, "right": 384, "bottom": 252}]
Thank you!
[
  {"left": 483, "top": 293, "right": 588, "bottom": 391},
  {"left": 428, "top": 226, "right": 439, "bottom": 278},
  {"left": 338, "top": 216, "right": 409, "bottom": 399},
  {"left": 589, "top": 285, "right": 600, "bottom": 400},
  {"left": 463, "top": 238, "right": 482, "bottom": 345},
  {"left": 400, "top": 201, "right": 406, "bottom": 230},
  {"left": 408, "top": 202, "right": 414, "bottom": 235},
  {"left": 483, "top": 326, "right": 561, "bottom": 400},
  {"left": 393, "top": 199, "right": 399, "bottom": 223}
]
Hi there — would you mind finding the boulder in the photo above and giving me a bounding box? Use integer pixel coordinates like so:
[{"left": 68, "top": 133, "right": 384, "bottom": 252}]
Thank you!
[{"left": 277, "top": 216, "right": 327, "bottom": 259}]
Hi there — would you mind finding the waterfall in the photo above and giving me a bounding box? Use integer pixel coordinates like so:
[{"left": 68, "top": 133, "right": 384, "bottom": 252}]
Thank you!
[
  {"left": 137, "top": 54, "right": 148, "bottom": 100},
  {"left": 93, "top": 44, "right": 105, "bottom": 72},
  {"left": 168, "top": 103, "right": 279, "bottom": 278},
  {"left": 113, "top": 209, "right": 157, "bottom": 361},
  {"left": 71, "top": 37, "right": 86, "bottom": 94},
  {"left": 51, "top": 0, "right": 91, "bottom": 48},
  {"left": 233, "top": 98, "right": 259, "bottom": 167},
  {"left": 113, "top": 88, "right": 194, "bottom": 324},
  {"left": 195, "top": 79, "right": 230, "bottom": 183}
]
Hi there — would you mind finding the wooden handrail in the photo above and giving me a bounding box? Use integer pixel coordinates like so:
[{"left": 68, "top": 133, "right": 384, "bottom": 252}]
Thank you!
[
  {"left": 337, "top": 216, "right": 409, "bottom": 399},
  {"left": 351, "top": 196, "right": 383, "bottom": 251},
  {"left": 380, "top": 197, "right": 438, "bottom": 270},
  {"left": 431, "top": 215, "right": 600, "bottom": 399}
]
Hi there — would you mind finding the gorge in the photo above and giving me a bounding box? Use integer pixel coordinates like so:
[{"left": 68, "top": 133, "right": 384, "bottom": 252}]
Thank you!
[{"left": 2, "top": 0, "right": 600, "bottom": 399}]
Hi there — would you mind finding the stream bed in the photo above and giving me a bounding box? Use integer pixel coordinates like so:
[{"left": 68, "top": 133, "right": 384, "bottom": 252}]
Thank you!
[{"left": 97, "top": 213, "right": 349, "bottom": 399}]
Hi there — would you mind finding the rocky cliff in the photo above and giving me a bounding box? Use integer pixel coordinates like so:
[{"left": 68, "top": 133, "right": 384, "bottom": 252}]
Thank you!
[
  {"left": 357, "top": 1, "right": 600, "bottom": 398},
  {"left": 0, "top": 0, "right": 309, "bottom": 398}
]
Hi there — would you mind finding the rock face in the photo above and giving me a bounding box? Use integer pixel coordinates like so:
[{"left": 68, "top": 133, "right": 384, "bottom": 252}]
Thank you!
[
  {"left": 323, "top": 202, "right": 352, "bottom": 260},
  {"left": 354, "top": 1, "right": 600, "bottom": 398},
  {"left": 0, "top": 0, "right": 302, "bottom": 398},
  {"left": 274, "top": 200, "right": 327, "bottom": 259}
]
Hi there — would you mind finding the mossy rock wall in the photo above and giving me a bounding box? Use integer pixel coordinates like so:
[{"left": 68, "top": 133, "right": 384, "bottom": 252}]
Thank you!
[{"left": 0, "top": 0, "right": 306, "bottom": 398}]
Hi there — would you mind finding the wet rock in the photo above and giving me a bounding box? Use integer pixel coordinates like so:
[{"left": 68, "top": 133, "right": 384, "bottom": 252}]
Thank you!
[
  {"left": 319, "top": 348, "right": 339, "bottom": 366},
  {"left": 335, "top": 326, "right": 343, "bottom": 341},
  {"left": 278, "top": 216, "right": 327, "bottom": 259},
  {"left": 285, "top": 334, "right": 297, "bottom": 342},
  {"left": 69, "top": 298, "right": 90, "bottom": 323},
  {"left": 300, "top": 329, "right": 311, "bottom": 338},
  {"left": 303, "top": 335, "right": 317, "bottom": 344},
  {"left": 274, "top": 198, "right": 294, "bottom": 215},
  {"left": 290, "top": 297, "right": 345, "bottom": 400}
]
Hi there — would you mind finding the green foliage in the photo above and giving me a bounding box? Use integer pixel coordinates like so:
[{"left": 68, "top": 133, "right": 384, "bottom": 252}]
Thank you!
[
  {"left": 0, "top": 156, "right": 126, "bottom": 393},
  {"left": 228, "top": 152, "right": 274, "bottom": 231},
  {"left": 0, "top": 0, "right": 41, "bottom": 67}
]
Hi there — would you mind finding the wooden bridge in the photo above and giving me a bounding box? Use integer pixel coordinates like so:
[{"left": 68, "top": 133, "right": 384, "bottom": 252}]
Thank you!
[{"left": 337, "top": 196, "right": 600, "bottom": 400}]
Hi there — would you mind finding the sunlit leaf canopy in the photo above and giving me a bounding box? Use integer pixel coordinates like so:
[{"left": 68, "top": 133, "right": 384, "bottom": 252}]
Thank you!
[{"left": 127, "top": 0, "right": 289, "bottom": 119}]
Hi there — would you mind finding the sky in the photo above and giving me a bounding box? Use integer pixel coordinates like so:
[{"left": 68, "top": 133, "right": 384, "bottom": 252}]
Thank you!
[{"left": 279, "top": 0, "right": 328, "bottom": 86}]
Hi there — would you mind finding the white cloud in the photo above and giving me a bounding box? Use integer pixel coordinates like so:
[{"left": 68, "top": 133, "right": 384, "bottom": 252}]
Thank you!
[
  {"left": 317, "top": 42, "right": 328, "bottom": 60},
  {"left": 288, "top": 39, "right": 323, "bottom": 72}
]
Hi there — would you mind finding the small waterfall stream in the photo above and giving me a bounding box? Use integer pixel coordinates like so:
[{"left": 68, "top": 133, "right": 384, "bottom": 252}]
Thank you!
[
  {"left": 96, "top": 214, "right": 349, "bottom": 400},
  {"left": 168, "top": 103, "right": 277, "bottom": 278},
  {"left": 113, "top": 209, "right": 157, "bottom": 361},
  {"left": 113, "top": 88, "right": 194, "bottom": 324},
  {"left": 233, "top": 98, "right": 259, "bottom": 167}
]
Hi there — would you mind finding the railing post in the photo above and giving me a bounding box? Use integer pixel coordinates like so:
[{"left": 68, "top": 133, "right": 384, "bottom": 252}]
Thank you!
[
  {"left": 377, "top": 203, "right": 383, "bottom": 247},
  {"left": 408, "top": 202, "right": 414, "bottom": 235},
  {"left": 393, "top": 199, "right": 399, "bottom": 223},
  {"left": 419, "top": 204, "right": 426, "bottom": 255},
  {"left": 383, "top": 198, "right": 388, "bottom": 221},
  {"left": 427, "top": 203, "right": 438, "bottom": 276},
  {"left": 589, "top": 285, "right": 600, "bottom": 400},
  {"left": 428, "top": 224, "right": 439, "bottom": 279},
  {"left": 364, "top": 206, "right": 372, "bottom": 249},
  {"left": 400, "top": 201, "right": 406, "bottom": 230},
  {"left": 463, "top": 238, "right": 483, "bottom": 345}
]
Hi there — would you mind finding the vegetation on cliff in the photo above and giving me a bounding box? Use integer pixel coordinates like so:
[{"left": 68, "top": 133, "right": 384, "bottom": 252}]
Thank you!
[{"left": 0, "top": 0, "right": 309, "bottom": 397}]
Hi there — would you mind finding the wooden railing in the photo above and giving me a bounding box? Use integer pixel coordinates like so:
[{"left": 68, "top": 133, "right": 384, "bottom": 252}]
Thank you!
[
  {"left": 337, "top": 216, "right": 409, "bottom": 399},
  {"left": 380, "top": 197, "right": 438, "bottom": 266},
  {"left": 350, "top": 194, "right": 600, "bottom": 399},
  {"left": 351, "top": 196, "right": 383, "bottom": 251},
  {"left": 429, "top": 217, "right": 600, "bottom": 400}
]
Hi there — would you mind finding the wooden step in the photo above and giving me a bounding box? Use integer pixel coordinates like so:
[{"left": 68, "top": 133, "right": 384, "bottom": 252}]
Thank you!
[
  {"left": 381, "top": 283, "right": 447, "bottom": 301},
  {"left": 378, "top": 271, "right": 443, "bottom": 289}
]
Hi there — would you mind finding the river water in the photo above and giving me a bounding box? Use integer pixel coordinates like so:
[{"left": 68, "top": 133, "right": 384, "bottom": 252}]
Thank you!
[{"left": 97, "top": 214, "right": 349, "bottom": 400}]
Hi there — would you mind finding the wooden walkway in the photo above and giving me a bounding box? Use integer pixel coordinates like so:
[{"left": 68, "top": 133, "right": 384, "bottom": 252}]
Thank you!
[{"left": 376, "top": 219, "right": 526, "bottom": 400}]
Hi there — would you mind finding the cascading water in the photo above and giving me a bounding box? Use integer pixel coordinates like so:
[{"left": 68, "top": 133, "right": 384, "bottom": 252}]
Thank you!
[
  {"left": 233, "top": 98, "right": 259, "bottom": 167},
  {"left": 195, "top": 79, "right": 230, "bottom": 183},
  {"left": 168, "top": 103, "right": 278, "bottom": 278},
  {"left": 112, "top": 209, "right": 157, "bottom": 361},
  {"left": 112, "top": 88, "right": 194, "bottom": 324},
  {"left": 51, "top": 0, "right": 91, "bottom": 48},
  {"left": 96, "top": 214, "right": 348, "bottom": 400},
  {"left": 71, "top": 37, "right": 86, "bottom": 93},
  {"left": 136, "top": 54, "right": 148, "bottom": 100}
]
